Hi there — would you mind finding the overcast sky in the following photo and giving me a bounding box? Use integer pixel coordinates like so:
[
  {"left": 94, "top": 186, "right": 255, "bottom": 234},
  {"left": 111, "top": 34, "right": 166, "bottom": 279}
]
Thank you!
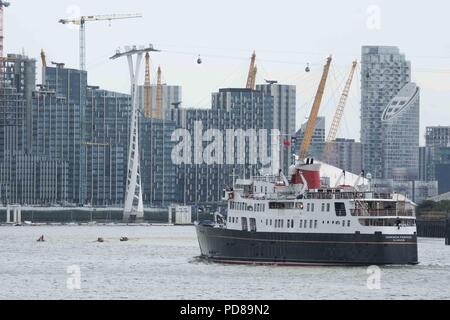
[{"left": 6, "top": 0, "right": 450, "bottom": 144}]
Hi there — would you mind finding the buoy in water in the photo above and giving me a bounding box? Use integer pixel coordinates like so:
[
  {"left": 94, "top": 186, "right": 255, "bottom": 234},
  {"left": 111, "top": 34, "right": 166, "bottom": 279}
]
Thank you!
[
  {"left": 37, "top": 235, "right": 45, "bottom": 242},
  {"left": 97, "top": 237, "right": 104, "bottom": 243},
  {"left": 197, "top": 55, "right": 202, "bottom": 64},
  {"left": 120, "top": 237, "right": 129, "bottom": 242}
]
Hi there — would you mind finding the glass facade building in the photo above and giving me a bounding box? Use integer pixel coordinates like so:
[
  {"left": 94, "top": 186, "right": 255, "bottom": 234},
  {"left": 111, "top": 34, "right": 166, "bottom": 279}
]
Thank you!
[
  {"left": 361, "top": 46, "right": 411, "bottom": 178},
  {"left": 170, "top": 88, "right": 274, "bottom": 206},
  {"left": 381, "top": 82, "right": 420, "bottom": 179},
  {"left": 256, "top": 83, "right": 296, "bottom": 174}
]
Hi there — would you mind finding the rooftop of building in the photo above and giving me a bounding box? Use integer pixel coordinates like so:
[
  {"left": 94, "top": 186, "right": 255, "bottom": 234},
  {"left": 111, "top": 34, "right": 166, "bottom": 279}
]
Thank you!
[
  {"left": 362, "top": 45, "right": 401, "bottom": 53},
  {"left": 218, "top": 88, "right": 257, "bottom": 93}
]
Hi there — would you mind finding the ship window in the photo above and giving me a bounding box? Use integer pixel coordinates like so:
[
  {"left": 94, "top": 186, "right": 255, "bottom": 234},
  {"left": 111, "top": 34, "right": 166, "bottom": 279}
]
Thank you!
[
  {"left": 311, "top": 204, "right": 315, "bottom": 212},
  {"left": 335, "top": 203, "right": 346, "bottom": 217},
  {"left": 310, "top": 220, "right": 313, "bottom": 228},
  {"left": 242, "top": 217, "right": 248, "bottom": 231},
  {"left": 321, "top": 203, "right": 325, "bottom": 212},
  {"left": 250, "top": 218, "right": 257, "bottom": 232},
  {"left": 304, "top": 220, "right": 308, "bottom": 228},
  {"left": 314, "top": 220, "right": 318, "bottom": 229},
  {"left": 299, "top": 220, "right": 303, "bottom": 228},
  {"left": 307, "top": 203, "right": 310, "bottom": 212},
  {"left": 269, "top": 202, "right": 285, "bottom": 209},
  {"left": 347, "top": 220, "right": 351, "bottom": 227},
  {"left": 327, "top": 204, "right": 331, "bottom": 212}
]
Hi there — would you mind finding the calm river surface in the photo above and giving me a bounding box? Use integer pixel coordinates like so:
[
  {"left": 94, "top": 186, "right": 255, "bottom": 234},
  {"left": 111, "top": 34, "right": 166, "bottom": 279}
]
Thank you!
[{"left": 0, "top": 225, "right": 449, "bottom": 300}]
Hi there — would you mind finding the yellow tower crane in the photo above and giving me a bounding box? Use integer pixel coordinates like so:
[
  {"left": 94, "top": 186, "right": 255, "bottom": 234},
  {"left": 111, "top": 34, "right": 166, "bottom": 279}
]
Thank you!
[
  {"left": 322, "top": 61, "right": 358, "bottom": 163},
  {"left": 246, "top": 51, "right": 257, "bottom": 90},
  {"left": 299, "top": 56, "right": 333, "bottom": 160},
  {"left": 143, "top": 52, "right": 152, "bottom": 118},
  {"left": 155, "top": 66, "right": 163, "bottom": 119}
]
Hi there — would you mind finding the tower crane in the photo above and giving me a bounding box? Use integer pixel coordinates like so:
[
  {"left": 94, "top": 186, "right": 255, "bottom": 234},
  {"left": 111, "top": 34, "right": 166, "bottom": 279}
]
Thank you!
[
  {"left": 0, "top": 0, "right": 10, "bottom": 85},
  {"left": 58, "top": 13, "right": 143, "bottom": 71},
  {"left": 0, "top": 0, "right": 9, "bottom": 59},
  {"left": 40, "top": 49, "right": 47, "bottom": 86},
  {"left": 156, "top": 66, "right": 163, "bottom": 119},
  {"left": 143, "top": 52, "right": 152, "bottom": 118},
  {"left": 246, "top": 51, "right": 257, "bottom": 90},
  {"left": 299, "top": 56, "right": 333, "bottom": 160},
  {"left": 322, "top": 61, "right": 358, "bottom": 163}
]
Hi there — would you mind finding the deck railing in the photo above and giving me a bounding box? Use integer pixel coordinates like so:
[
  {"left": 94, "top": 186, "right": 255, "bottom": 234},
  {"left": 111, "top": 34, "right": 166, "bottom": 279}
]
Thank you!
[{"left": 350, "top": 209, "right": 415, "bottom": 217}]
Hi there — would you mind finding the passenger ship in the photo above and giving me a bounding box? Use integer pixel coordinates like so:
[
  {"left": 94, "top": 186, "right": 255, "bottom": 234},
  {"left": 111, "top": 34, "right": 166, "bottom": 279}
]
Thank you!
[{"left": 196, "top": 160, "right": 418, "bottom": 266}]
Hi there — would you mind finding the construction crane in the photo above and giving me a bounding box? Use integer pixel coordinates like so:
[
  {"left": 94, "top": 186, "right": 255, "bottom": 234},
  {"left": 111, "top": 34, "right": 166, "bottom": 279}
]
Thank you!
[
  {"left": 155, "top": 66, "right": 163, "bottom": 119},
  {"left": 0, "top": 0, "right": 9, "bottom": 60},
  {"left": 322, "top": 60, "right": 358, "bottom": 163},
  {"left": 0, "top": 0, "right": 10, "bottom": 85},
  {"left": 58, "top": 13, "right": 142, "bottom": 71},
  {"left": 40, "top": 49, "right": 47, "bottom": 86},
  {"left": 299, "top": 56, "right": 333, "bottom": 160},
  {"left": 246, "top": 51, "right": 257, "bottom": 90},
  {"left": 143, "top": 52, "right": 152, "bottom": 118}
]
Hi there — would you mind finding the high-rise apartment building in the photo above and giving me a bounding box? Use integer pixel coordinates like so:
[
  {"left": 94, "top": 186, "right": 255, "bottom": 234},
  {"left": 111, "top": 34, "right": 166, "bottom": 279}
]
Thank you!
[
  {"left": 381, "top": 82, "right": 420, "bottom": 180},
  {"left": 140, "top": 117, "right": 178, "bottom": 207},
  {"left": 84, "top": 88, "right": 130, "bottom": 206},
  {"left": 256, "top": 83, "right": 296, "bottom": 174},
  {"left": 170, "top": 88, "right": 274, "bottom": 206},
  {"left": 327, "top": 139, "right": 363, "bottom": 175},
  {"left": 361, "top": 46, "right": 411, "bottom": 178},
  {"left": 426, "top": 126, "right": 450, "bottom": 147},
  {"left": 33, "top": 66, "right": 87, "bottom": 205},
  {"left": 423, "top": 126, "right": 450, "bottom": 194}
]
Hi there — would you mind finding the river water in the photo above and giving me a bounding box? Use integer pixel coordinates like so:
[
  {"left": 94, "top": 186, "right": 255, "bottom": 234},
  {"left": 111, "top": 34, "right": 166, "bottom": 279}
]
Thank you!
[{"left": 0, "top": 225, "right": 449, "bottom": 300}]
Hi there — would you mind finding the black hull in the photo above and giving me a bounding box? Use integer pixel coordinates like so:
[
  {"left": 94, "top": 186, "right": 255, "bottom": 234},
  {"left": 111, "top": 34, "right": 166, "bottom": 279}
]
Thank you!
[{"left": 196, "top": 225, "right": 419, "bottom": 266}]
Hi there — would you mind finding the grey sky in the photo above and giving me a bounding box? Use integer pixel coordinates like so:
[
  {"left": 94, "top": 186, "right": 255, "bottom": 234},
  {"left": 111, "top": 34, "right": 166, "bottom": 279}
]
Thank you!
[{"left": 6, "top": 0, "right": 450, "bottom": 144}]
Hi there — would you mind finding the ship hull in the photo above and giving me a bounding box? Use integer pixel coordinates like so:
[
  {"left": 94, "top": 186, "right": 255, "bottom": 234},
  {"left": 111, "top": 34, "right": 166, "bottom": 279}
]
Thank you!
[{"left": 196, "top": 225, "right": 418, "bottom": 266}]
